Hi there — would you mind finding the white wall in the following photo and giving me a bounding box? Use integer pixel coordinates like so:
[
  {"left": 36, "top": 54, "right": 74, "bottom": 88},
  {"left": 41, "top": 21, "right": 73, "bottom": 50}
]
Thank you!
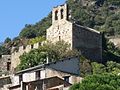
[
  {"left": 11, "top": 75, "right": 19, "bottom": 86},
  {"left": 23, "top": 72, "right": 36, "bottom": 82},
  {"left": 41, "top": 70, "right": 45, "bottom": 79}
]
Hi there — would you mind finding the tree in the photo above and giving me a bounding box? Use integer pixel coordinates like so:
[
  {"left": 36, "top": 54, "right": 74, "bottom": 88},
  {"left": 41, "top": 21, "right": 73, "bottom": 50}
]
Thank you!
[
  {"left": 19, "top": 25, "right": 37, "bottom": 39},
  {"left": 17, "top": 49, "right": 47, "bottom": 70},
  {"left": 69, "top": 74, "right": 120, "bottom": 90},
  {"left": 106, "top": 61, "right": 120, "bottom": 74},
  {"left": 4, "top": 37, "right": 11, "bottom": 43},
  {"left": 19, "top": 13, "right": 52, "bottom": 39},
  {"left": 91, "top": 62, "right": 106, "bottom": 74},
  {"left": 80, "top": 56, "right": 92, "bottom": 77}
]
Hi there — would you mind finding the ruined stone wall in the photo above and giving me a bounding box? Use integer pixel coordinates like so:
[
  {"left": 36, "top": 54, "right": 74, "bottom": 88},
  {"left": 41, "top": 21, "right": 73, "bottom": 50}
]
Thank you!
[
  {"left": 11, "top": 42, "right": 41, "bottom": 71},
  {"left": 0, "top": 55, "right": 11, "bottom": 75},
  {"left": 73, "top": 24, "right": 102, "bottom": 62}
]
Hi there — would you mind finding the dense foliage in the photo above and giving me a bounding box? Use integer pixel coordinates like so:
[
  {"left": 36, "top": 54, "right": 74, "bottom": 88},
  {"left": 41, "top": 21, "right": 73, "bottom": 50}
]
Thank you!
[
  {"left": 69, "top": 73, "right": 120, "bottom": 90},
  {"left": 28, "top": 36, "right": 45, "bottom": 45},
  {"left": 19, "top": 13, "right": 52, "bottom": 39},
  {"left": 67, "top": 0, "right": 120, "bottom": 36},
  {"left": 80, "top": 56, "right": 120, "bottom": 77}
]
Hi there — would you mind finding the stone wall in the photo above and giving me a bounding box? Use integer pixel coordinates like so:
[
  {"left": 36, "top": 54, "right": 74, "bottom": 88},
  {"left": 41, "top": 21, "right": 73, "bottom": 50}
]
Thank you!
[
  {"left": 0, "top": 55, "right": 11, "bottom": 75},
  {"left": 11, "top": 42, "right": 41, "bottom": 71},
  {"left": 47, "top": 21, "right": 73, "bottom": 49},
  {"left": 73, "top": 24, "right": 103, "bottom": 62}
]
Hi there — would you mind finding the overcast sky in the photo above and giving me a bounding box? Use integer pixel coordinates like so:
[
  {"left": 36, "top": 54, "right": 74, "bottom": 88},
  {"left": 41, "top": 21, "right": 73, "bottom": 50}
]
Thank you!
[{"left": 0, "top": 0, "right": 66, "bottom": 42}]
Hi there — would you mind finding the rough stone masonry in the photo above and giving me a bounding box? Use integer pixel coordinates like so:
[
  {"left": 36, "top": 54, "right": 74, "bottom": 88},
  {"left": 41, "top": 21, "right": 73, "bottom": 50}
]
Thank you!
[{"left": 47, "top": 4, "right": 103, "bottom": 62}]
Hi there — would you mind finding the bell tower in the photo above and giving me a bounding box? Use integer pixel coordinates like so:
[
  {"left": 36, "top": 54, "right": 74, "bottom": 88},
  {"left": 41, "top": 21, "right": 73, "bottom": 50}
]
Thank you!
[{"left": 52, "top": 4, "right": 68, "bottom": 24}]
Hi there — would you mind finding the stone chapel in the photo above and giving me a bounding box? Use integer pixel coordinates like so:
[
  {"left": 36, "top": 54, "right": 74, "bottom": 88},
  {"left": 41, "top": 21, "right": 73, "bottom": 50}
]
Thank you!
[{"left": 47, "top": 4, "right": 103, "bottom": 62}]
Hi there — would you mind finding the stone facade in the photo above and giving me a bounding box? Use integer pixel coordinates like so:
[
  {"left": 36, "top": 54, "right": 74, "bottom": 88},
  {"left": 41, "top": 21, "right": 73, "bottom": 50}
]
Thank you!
[
  {"left": 8, "top": 57, "right": 82, "bottom": 90},
  {"left": 47, "top": 4, "right": 72, "bottom": 48},
  {"left": 11, "top": 42, "right": 41, "bottom": 71},
  {"left": 0, "top": 55, "right": 11, "bottom": 75},
  {"left": 11, "top": 57, "right": 81, "bottom": 86},
  {"left": 47, "top": 4, "right": 103, "bottom": 62},
  {"left": 9, "top": 76, "right": 71, "bottom": 90}
]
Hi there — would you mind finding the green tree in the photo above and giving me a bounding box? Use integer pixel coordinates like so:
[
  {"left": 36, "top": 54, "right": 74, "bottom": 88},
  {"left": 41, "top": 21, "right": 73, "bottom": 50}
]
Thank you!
[
  {"left": 92, "top": 62, "right": 106, "bottom": 74},
  {"left": 19, "top": 25, "right": 37, "bottom": 39},
  {"left": 80, "top": 56, "right": 92, "bottom": 77},
  {"left": 4, "top": 37, "right": 11, "bottom": 43},
  {"left": 19, "top": 13, "right": 52, "bottom": 39},
  {"left": 69, "top": 74, "right": 120, "bottom": 90},
  {"left": 106, "top": 61, "right": 120, "bottom": 74}
]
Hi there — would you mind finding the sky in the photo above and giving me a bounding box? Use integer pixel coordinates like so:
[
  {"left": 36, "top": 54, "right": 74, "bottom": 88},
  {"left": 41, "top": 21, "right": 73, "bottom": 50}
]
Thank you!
[{"left": 0, "top": 0, "right": 66, "bottom": 42}]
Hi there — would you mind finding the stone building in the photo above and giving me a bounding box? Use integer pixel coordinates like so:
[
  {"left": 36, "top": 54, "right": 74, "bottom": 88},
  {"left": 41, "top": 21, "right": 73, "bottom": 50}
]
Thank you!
[
  {"left": 9, "top": 76, "right": 71, "bottom": 90},
  {"left": 0, "top": 57, "right": 82, "bottom": 90},
  {"left": 0, "top": 55, "right": 11, "bottom": 75},
  {"left": 47, "top": 4, "right": 103, "bottom": 62},
  {"left": 11, "top": 42, "right": 41, "bottom": 71},
  {"left": 9, "top": 57, "right": 82, "bottom": 90},
  {"left": 1, "top": 3, "right": 103, "bottom": 73}
]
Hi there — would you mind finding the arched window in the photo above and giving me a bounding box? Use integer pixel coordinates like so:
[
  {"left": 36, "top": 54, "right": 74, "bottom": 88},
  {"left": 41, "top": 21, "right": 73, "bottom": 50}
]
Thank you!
[
  {"left": 61, "top": 9, "right": 64, "bottom": 19},
  {"left": 55, "top": 10, "right": 58, "bottom": 20}
]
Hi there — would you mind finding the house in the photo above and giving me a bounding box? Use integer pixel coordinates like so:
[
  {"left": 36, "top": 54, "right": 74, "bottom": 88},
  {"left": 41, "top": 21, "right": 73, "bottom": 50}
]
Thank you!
[
  {"left": 9, "top": 57, "right": 82, "bottom": 90},
  {"left": 9, "top": 76, "right": 71, "bottom": 90}
]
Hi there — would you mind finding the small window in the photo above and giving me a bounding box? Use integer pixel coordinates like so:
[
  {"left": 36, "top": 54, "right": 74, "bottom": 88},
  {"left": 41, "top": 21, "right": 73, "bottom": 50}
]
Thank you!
[
  {"left": 23, "top": 46, "right": 26, "bottom": 50},
  {"left": 36, "top": 71, "right": 41, "bottom": 80},
  {"left": 31, "top": 44, "right": 34, "bottom": 49},
  {"left": 58, "top": 26, "right": 59, "bottom": 29},
  {"left": 39, "top": 42, "right": 41, "bottom": 46},
  {"left": 61, "top": 9, "right": 64, "bottom": 19},
  {"left": 55, "top": 10, "right": 58, "bottom": 20},
  {"left": 59, "top": 36, "right": 61, "bottom": 41},
  {"left": 63, "top": 76, "right": 70, "bottom": 83},
  {"left": 7, "top": 62, "right": 11, "bottom": 71},
  {"left": 8, "top": 58, "right": 11, "bottom": 61},
  {"left": 19, "top": 75, "right": 23, "bottom": 84}
]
